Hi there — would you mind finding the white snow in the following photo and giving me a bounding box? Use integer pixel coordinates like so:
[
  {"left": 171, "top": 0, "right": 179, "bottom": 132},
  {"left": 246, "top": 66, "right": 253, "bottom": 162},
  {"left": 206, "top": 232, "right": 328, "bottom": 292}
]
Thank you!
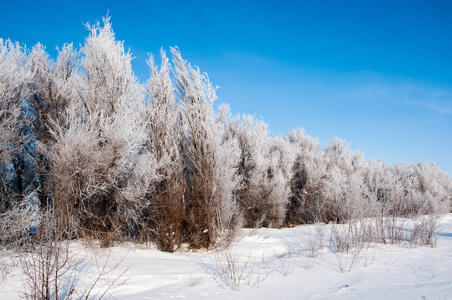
[{"left": 2, "top": 214, "right": 452, "bottom": 299}]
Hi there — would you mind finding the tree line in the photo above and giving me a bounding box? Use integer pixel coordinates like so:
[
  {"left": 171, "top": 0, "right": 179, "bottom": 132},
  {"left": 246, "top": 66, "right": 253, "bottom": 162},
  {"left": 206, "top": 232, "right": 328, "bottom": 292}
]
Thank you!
[{"left": 1, "top": 17, "right": 451, "bottom": 252}]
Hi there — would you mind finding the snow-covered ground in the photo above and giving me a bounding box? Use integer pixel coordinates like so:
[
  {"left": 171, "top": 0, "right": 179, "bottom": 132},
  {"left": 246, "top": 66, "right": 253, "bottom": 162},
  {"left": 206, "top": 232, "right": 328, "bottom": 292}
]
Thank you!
[{"left": 2, "top": 214, "right": 452, "bottom": 299}]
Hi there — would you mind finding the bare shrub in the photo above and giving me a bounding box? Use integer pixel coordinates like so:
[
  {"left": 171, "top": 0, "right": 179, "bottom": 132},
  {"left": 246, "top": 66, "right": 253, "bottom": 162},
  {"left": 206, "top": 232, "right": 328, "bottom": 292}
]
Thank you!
[
  {"left": 410, "top": 215, "right": 440, "bottom": 247},
  {"left": 377, "top": 213, "right": 406, "bottom": 245},
  {"left": 304, "top": 223, "right": 325, "bottom": 258},
  {"left": 327, "top": 219, "right": 375, "bottom": 273},
  {"left": 210, "top": 246, "right": 271, "bottom": 291},
  {"left": 277, "top": 256, "right": 294, "bottom": 277},
  {"left": 185, "top": 275, "right": 203, "bottom": 287},
  {"left": 19, "top": 211, "right": 128, "bottom": 300},
  {"left": 211, "top": 247, "right": 253, "bottom": 291},
  {"left": 76, "top": 250, "right": 128, "bottom": 300},
  {"left": 20, "top": 211, "right": 79, "bottom": 300}
]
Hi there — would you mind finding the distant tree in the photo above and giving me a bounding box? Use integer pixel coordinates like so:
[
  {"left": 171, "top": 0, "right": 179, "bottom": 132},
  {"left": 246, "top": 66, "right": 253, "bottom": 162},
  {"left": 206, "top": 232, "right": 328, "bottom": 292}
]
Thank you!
[
  {"left": 365, "top": 159, "right": 395, "bottom": 214},
  {"left": 286, "top": 129, "right": 325, "bottom": 225},
  {"left": 226, "top": 114, "right": 293, "bottom": 228},
  {"left": 392, "top": 162, "right": 451, "bottom": 217},
  {"left": 265, "top": 135, "right": 294, "bottom": 227},
  {"left": 414, "top": 163, "right": 451, "bottom": 214},
  {"left": 321, "top": 138, "right": 369, "bottom": 222}
]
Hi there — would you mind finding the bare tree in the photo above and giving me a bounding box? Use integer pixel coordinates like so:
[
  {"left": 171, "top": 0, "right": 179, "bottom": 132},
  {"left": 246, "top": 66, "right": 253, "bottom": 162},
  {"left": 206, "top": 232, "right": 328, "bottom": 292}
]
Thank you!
[
  {"left": 20, "top": 210, "right": 128, "bottom": 300},
  {"left": 20, "top": 211, "right": 78, "bottom": 300}
]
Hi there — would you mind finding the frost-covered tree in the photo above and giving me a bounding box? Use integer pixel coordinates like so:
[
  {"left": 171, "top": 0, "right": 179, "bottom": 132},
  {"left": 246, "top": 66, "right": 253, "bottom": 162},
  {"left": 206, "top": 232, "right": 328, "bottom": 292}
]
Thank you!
[
  {"left": 50, "top": 16, "right": 157, "bottom": 247},
  {"left": 320, "top": 138, "right": 369, "bottom": 222},
  {"left": 365, "top": 159, "right": 396, "bottom": 214},
  {"left": 213, "top": 105, "right": 244, "bottom": 246},
  {"left": 2, "top": 14, "right": 452, "bottom": 251},
  {"left": 392, "top": 163, "right": 451, "bottom": 217},
  {"left": 225, "top": 114, "right": 268, "bottom": 227},
  {"left": 172, "top": 47, "right": 242, "bottom": 248},
  {"left": 286, "top": 129, "right": 326, "bottom": 225},
  {"left": 28, "top": 42, "right": 78, "bottom": 210},
  {"left": 414, "top": 163, "right": 451, "bottom": 214},
  {"left": 392, "top": 163, "right": 422, "bottom": 217},
  {"left": 0, "top": 38, "right": 37, "bottom": 248},
  {"left": 144, "top": 49, "right": 185, "bottom": 251},
  {"left": 0, "top": 38, "right": 33, "bottom": 209},
  {"left": 365, "top": 160, "right": 451, "bottom": 244},
  {"left": 225, "top": 114, "right": 293, "bottom": 228},
  {"left": 265, "top": 136, "right": 295, "bottom": 227}
]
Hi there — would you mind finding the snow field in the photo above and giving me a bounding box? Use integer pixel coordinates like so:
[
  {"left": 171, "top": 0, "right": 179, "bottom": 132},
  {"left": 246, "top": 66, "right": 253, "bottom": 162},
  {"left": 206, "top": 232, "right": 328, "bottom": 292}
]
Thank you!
[{"left": 1, "top": 214, "right": 452, "bottom": 299}]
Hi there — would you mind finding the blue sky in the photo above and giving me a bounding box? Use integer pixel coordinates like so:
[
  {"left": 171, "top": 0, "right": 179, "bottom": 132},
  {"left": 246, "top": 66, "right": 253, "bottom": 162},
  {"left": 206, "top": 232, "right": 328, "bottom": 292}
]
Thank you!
[{"left": 1, "top": 0, "right": 451, "bottom": 174}]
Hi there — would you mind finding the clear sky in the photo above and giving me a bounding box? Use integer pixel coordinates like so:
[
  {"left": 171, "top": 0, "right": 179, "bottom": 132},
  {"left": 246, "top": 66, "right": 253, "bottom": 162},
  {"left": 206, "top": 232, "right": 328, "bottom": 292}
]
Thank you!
[{"left": 1, "top": 0, "right": 451, "bottom": 174}]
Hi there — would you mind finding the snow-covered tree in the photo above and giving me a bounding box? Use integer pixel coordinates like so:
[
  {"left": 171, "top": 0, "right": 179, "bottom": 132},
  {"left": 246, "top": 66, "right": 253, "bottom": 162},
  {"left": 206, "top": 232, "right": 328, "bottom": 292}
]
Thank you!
[
  {"left": 286, "top": 129, "right": 326, "bottom": 224},
  {"left": 265, "top": 135, "right": 295, "bottom": 227},
  {"left": 0, "top": 38, "right": 33, "bottom": 209},
  {"left": 172, "top": 47, "right": 242, "bottom": 248},
  {"left": 320, "top": 138, "right": 369, "bottom": 222},
  {"left": 0, "top": 38, "right": 36, "bottom": 248},
  {"left": 50, "top": 16, "right": 157, "bottom": 247},
  {"left": 225, "top": 114, "right": 293, "bottom": 228},
  {"left": 414, "top": 163, "right": 451, "bottom": 214},
  {"left": 213, "top": 105, "right": 244, "bottom": 246},
  {"left": 28, "top": 42, "right": 78, "bottom": 210},
  {"left": 2, "top": 14, "right": 452, "bottom": 251},
  {"left": 393, "top": 163, "right": 451, "bottom": 216},
  {"left": 145, "top": 49, "right": 185, "bottom": 251}
]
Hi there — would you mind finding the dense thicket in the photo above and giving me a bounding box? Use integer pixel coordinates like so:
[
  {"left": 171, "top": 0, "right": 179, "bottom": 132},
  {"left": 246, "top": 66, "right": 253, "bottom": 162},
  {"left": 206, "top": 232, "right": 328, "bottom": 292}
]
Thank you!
[{"left": 1, "top": 17, "right": 451, "bottom": 251}]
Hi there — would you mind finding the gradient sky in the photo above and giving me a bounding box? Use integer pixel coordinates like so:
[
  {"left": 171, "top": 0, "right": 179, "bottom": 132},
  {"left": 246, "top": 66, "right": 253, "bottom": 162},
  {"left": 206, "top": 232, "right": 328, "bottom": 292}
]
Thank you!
[{"left": 1, "top": 0, "right": 451, "bottom": 174}]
